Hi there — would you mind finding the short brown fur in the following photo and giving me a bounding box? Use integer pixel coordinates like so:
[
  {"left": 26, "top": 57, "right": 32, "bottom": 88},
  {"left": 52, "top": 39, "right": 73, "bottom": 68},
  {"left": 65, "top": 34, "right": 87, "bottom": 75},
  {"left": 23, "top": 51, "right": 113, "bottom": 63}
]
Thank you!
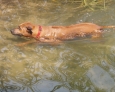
[{"left": 11, "top": 22, "right": 115, "bottom": 44}]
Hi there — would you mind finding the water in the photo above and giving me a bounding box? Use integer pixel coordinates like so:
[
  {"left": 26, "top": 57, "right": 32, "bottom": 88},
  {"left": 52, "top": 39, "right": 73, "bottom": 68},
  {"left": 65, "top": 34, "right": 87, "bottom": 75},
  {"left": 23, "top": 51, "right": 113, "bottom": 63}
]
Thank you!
[{"left": 0, "top": 0, "right": 115, "bottom": 92}]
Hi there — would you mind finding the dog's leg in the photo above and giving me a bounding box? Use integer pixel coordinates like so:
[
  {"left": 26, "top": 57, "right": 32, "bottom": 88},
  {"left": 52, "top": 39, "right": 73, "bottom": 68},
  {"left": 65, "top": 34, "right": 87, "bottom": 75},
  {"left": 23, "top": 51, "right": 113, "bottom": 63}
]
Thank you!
[
  {"left": 92, "top": 34, "right": 102, "bottom": 38},
  {"left": 91, "top": 29, "right": 102, "bottom": 39}
]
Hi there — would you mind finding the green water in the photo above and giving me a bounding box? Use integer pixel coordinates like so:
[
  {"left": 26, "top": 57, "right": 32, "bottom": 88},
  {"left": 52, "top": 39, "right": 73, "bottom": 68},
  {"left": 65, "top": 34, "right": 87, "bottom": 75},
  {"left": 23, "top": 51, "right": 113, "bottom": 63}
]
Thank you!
[{"left": 0, "top": 0, "right": 115, "bottom": 92}]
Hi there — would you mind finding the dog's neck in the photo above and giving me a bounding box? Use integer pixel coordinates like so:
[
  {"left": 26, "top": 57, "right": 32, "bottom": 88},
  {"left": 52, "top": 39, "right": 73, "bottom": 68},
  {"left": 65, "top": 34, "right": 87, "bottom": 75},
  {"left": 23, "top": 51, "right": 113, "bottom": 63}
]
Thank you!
[{"left": 36, "top": 25, "right": 42, "bottom": 38}]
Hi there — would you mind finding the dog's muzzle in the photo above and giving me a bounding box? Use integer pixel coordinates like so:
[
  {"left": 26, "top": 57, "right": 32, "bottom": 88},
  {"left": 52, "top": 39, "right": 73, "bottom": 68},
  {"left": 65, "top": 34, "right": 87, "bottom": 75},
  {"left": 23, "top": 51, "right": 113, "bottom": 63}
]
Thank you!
[{"left": 10, "top": 29, "right": 23, "bottom": 36}]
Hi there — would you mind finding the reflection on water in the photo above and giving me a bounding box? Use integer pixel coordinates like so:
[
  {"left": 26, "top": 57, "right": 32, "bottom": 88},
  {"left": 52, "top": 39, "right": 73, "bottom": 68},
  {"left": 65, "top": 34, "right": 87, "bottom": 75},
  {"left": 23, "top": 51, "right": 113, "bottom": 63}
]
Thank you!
[
  {"left": 0, "top": 0, "right": 115, "bottom": 92},
  {"left": 87, "top": 65, "right": 115, "bottom": 91}
]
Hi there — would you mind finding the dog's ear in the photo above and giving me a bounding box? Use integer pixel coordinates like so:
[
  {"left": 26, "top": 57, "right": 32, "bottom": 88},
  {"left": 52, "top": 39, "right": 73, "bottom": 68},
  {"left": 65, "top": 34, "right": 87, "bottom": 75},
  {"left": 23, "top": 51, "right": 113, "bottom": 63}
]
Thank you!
[{"left": 26, "top": 26, "right": 33, "bottom": 34}]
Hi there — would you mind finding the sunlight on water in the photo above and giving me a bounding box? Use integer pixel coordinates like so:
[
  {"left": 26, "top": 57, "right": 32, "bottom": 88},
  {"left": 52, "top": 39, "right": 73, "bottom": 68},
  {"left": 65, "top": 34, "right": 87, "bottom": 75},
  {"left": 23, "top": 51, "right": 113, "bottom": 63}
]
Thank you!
[{"left": 0, "top": 0, "right": 115, "bottom": 92}]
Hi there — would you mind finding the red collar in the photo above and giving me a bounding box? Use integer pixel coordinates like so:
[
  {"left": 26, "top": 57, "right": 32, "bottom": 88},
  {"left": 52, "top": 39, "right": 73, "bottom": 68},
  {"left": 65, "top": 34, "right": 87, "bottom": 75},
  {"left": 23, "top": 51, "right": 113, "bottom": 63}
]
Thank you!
[{"left": 36, "top": 25, "right": 42, "bottom": 38}]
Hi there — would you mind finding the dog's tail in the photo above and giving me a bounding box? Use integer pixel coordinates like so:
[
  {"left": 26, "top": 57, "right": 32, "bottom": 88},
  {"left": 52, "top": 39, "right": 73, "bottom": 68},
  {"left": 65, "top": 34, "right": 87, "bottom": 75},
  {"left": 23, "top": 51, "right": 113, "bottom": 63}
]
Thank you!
[{"left": 101, "top": 26, "right": 115, "bottom": 29}]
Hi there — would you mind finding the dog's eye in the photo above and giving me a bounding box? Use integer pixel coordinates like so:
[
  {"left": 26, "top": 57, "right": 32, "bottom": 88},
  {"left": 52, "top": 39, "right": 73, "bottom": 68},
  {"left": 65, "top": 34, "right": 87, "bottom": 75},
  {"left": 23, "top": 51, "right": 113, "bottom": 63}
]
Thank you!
[
  {"left": 26, "top": 27, "right": 32, "bottom": 31},
  {"left": 26, "top": 27, "right": 32, "bottom": 34},
  {"left": 18, "top": 26, "right": 21, "bottom": 30}
]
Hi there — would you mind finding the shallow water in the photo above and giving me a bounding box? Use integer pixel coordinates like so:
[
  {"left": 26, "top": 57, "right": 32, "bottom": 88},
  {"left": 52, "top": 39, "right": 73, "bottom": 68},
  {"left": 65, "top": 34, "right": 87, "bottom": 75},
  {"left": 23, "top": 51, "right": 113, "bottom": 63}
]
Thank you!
[{"left": 1, "top": 0, "right": 115, "bottom": 92}]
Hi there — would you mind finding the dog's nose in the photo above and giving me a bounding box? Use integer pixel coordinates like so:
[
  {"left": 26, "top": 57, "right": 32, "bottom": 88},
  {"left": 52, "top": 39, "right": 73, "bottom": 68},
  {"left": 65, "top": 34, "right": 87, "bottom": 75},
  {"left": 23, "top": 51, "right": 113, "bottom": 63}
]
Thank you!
[{"left": 10, "top": 29, "right": 14, "bottom": 34}]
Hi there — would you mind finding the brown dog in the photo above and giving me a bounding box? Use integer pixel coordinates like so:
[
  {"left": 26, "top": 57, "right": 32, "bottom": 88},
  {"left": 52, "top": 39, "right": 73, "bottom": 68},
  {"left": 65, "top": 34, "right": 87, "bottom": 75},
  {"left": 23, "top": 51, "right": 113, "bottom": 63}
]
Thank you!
[{"left": 10, "top": 22, "right": 115, "bottom": 44}]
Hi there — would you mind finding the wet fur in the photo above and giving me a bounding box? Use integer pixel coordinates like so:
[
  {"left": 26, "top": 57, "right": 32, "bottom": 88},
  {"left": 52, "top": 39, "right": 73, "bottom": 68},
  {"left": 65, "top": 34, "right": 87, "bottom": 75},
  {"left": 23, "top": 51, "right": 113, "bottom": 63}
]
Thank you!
[{"left": 11, "top": 22, "right": 115, "bottom": 45}]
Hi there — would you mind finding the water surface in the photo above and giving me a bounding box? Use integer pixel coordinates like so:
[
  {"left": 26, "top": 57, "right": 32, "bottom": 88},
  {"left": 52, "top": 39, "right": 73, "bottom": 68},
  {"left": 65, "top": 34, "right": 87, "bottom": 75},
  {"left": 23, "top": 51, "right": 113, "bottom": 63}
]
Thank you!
[{"left": 0, "top": 0, "right": 115, "bottom": 92}]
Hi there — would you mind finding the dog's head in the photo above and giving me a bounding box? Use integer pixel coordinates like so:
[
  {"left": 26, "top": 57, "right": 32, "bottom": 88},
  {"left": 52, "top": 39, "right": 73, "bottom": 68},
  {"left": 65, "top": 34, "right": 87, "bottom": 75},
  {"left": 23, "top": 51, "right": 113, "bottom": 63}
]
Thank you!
[{"left": 10, "top": 22, "right": 37, "bottom": 38}]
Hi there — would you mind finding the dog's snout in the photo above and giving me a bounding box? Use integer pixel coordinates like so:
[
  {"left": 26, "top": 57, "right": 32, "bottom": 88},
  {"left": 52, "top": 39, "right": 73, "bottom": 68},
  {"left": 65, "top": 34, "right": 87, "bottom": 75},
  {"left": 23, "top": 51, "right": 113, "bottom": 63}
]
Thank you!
[
  {"left": 10, "top": 29, "right": 14, "bottom": 34},
  {"left": 10, "top": 28, "right": 23, "bottom": 36},
  {"left": 10, "top": 29, "right": 16, "bottom": 35},
  {"left": 10, "top": 29, "right": 13, "bottom": 32},
  {"left": 10, "top": 29, "right": 18, "bottom": 35}
]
